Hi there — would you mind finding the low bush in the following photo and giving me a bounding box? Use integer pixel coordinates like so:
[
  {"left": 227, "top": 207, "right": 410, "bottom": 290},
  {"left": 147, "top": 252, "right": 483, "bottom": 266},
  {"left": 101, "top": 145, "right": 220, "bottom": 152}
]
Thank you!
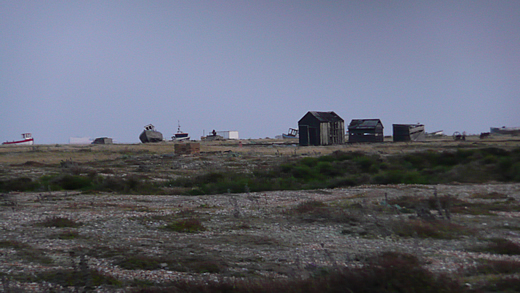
[
  {"left": 0, "top": 177, "right": 39, "bottom": 192},
  {"left": 117, "top": 254, "right": 224, "bottom": 274},
  {"left": 36, "top": 269, "right": 122, "bottom": 288},
  {"left": 478, "top": 277, "right": 520, "bottom": 292},
  {"left": 118, "top": 255, "right": 162, "bottom": 270},
  {"left": 36, "top": 216, "right": 81, "bottom": 228},
  {"left": 474, "top": 238, "right": 520, "bottom": 255},
  {"left": 392, "top": 219, "right": 474, "bottom": 239},
  {"left": 287, "top": 200, "right": 361, "bottom": 224},
  {"left": 469, "top": 259, "right": 520, "bottom": 275},
  {"left": 131, "top": 252, "right": 463, "bottom": 293},
  {"left": 163, "top": 219, "right": 206, "bottom": 233},
  {"left": 54, "top": 230, "right": 80, "bottom": 239},
  {"left": 0, "top": 240, "right": 53, "bottom": 265},
  {"left": 164, "top": 147, "right": 520, "bottom": 195}
]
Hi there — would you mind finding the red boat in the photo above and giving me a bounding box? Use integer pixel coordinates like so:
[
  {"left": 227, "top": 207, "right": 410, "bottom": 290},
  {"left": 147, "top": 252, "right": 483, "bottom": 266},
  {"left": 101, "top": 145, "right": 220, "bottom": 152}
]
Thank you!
[{"left": 3, "top": 133, "right": 34, "bottom": 145}]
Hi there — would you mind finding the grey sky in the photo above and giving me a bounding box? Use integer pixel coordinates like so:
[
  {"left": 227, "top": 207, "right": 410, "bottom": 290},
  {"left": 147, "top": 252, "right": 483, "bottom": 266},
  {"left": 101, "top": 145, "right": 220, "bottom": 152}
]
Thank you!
[{"left": 1, "top": 1, "right": 519, "bottom": 144}]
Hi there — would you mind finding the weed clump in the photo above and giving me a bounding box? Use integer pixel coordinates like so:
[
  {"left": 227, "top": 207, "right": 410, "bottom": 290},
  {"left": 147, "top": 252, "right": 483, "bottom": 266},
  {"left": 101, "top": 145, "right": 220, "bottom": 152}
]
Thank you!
[
  {"left": 36, "top": 268, "right": 122, "bottom": 288},
  {"left": 287, "top": 200, "right": 361, "bottom": 224},
  {"left": 116, "top": 254, "right": 225, "bottom": 274},
  {"left": 36, "top": 216, "right": 81, "bottom": 228},
  {"left": 165, "top": 147, "right": 520, "bottom": 195},
  {"left": 163, "top": 219, "right": 206, "bottom": 233},
  {"left": 0, "top": 177, "right": 38, "bottom": 192},
  {"left": 474, "top": 238, "right": 520, "bottom": 255},
  {"left": 467, "top": 259, "right": 520, "bottom": 275},
  {"left": 0, "top": 240, "right": 53, "bottom": 265},
  {"left": 392, "top": 219, "right": 474, "bottom": 239},
  {"left": 130, "top": 252, "right": 462, "bottom": 293}
]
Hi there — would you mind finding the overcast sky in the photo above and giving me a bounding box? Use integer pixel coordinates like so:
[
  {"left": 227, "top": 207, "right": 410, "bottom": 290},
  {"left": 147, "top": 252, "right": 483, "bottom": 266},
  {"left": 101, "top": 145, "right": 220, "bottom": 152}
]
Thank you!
[{"left": 1, "top": 1, "right": 519, "bottom": 144}]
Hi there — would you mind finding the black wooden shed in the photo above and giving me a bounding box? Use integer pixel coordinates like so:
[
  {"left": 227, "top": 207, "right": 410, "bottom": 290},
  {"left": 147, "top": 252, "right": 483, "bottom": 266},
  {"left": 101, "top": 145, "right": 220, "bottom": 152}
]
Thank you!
[
  {"left": 392, "top": 124, "right": 425, "bottom": 142},
  {"left": 298, "top": 111, "right": 345, "bottom": 146},
  {"left": 348, "top": 119, "right": 384, "bottom": 143}
]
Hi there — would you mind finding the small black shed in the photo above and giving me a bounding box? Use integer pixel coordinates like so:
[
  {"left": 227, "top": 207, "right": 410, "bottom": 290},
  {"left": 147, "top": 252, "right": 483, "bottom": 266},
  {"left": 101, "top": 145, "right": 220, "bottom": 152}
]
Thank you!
[
  {"left": 298, "top": 111, "right": 345, "bottom": 146},
  {"left": 91, "top": 137, "right": 113, "bottom": 144},
  {"left": 348, "top": 119, "right": 384, "bottom": 143},
  {"left": 392, "top": 124, "right": 425, "bottom": 142}
]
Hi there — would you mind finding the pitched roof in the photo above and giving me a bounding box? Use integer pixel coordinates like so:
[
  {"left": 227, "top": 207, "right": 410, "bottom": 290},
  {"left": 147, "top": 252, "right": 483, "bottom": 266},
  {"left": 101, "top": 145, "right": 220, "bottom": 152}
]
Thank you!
[
  {"left": 348, "top": 119, "right": 383, "bottom": 129},
  {"left": 307, "top": 111, "right": 343, "bottom": 122}
]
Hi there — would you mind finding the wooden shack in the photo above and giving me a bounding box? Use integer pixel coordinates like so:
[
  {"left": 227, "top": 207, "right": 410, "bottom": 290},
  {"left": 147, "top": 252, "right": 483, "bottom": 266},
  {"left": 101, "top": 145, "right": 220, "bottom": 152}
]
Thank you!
[
  {"left": 91, "top": 137, "right": 113, "bottom": 144},
  {"left": 392, "top": 124, "right": 425, "bottom": 142},
  {"left": 174, "top": 142, "right": 200, "bottom": 155},
  {"left": 298, "top": 111, "right": 345, "bottom": 146},
  {"left": 348, "top": 119, "right": 384, "bottom": 143}
]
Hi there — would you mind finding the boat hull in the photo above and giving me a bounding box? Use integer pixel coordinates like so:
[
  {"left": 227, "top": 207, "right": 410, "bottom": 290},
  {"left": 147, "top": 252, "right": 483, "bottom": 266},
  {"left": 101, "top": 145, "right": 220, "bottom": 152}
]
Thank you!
[
  {"left": 2, "top": 138, "right": 34, "bottom": 145},
  {"left": 139, "top": 130, "right": 163, "bottom": 143},
  {"left": 173, "top": 133, "right": 190, "bottom": 141},
  {"left": 490, "top": 127, "right": 520, "bottom": 136}
]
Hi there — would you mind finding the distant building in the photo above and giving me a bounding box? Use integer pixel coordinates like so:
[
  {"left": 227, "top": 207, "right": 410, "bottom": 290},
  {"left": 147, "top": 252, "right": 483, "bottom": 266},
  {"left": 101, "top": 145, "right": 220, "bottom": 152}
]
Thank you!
[
  {"left": 348, "top": 119, "right": 384, "bottom": 143},
  {"left": 91, "top": 137, "right": 113, "bottom": 144},
  {"left": 69, "top": 137, "right": 91, "bottom": 144},
  {"left": 216, "top": 130, "right": 239, "bottom": 140},
  {"left": 298, "top": 111, "right": 345, "bottom": 146},
  {"left": 392, "top": 124, "right": 425, "bottom": 142}
]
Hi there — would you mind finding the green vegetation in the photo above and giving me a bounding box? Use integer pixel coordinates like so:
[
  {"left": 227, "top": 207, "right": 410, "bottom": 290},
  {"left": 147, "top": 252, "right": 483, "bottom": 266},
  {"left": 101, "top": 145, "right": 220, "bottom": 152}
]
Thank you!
[
  {"left": 166, "top": 147, "right": 520, "bottom": 195},
  {"left": 162, "top": 218, "right": 206, "bottom": 233},
  {"left": 2, "top": 147, "right": 519, "bottom": 195},
  {"left": 286, "top": 200, "right": 361, "bottom": 224},
  {"left": 0, "top": 240, "right": 53, "bottom": 265},
  {"left": 387, "top": 193, "right": 520, "bottom": 216},
  {"left": 35, "top": 269, "right": 122, "bottom": 288},
  {"left": 36, "top": 216, "right": 81, "bottom": 228},
  {"left": 0, "top": 173, "right": 159, "bottom": 194},
  {"left": 53, "top": 230, "right": 81, "bottom": 239},
  {"left": 392, "top": 219, "right": 475, "bottom": 239},
  {"left": 472, "top": 238, "right": 520, "bottom": 255},
  {"left": 468, "top": 259, "right": 520, "bottom": 275},
  {"left": 130, "top": 252, "right": 463, "bottom": 293},
  {"left": 117, "top": 255, "right": 223, "bottom": 273}
]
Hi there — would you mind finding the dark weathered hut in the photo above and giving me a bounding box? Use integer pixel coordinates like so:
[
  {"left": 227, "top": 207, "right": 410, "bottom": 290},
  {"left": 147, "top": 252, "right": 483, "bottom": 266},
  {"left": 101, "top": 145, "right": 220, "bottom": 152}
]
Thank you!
[
  {"left": 348, "top": 119, "right": 384, "bottom": 143},
  {"left": 392, "top": 124, "right": 425, "bottom": 142},
  {"left": 91, "top": 137, "right": 113, "bottom": 144},
  {"left": 298, "top": 111, "right": 345, "bottom": 146}
]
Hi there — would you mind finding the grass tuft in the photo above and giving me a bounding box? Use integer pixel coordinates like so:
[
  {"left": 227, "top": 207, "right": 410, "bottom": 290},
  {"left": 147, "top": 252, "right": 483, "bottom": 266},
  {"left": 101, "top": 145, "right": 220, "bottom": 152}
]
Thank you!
[
  {"left": 36, "top": 216, "right": 81, "bottom": 228},
  {"left": 163, "top": 219, "right": 206, "bottom": 233},
  {"left": 392, "top": 219, "right": 474, "bottom": 239}
]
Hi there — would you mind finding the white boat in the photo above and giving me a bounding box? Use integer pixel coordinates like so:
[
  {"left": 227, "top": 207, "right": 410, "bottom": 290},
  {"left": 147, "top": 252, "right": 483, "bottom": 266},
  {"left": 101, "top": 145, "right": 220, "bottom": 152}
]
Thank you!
[
  {"left": 2, "top": 133, "right": 34, "bottom": 145},
  {"left": 172, "top": 121, "right": 190, "bottom": 141}
]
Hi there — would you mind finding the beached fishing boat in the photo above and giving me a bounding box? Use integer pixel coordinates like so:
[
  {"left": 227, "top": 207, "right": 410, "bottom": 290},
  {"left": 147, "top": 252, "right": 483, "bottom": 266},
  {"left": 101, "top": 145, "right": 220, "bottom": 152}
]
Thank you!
[
  {"left": 139, "top": 124, "right": 163, "bottom": 143},
  {"left": 282, "top": 128, "right": 298, "bottom": 139},
  {"left": 490, "top": 126, "right": 520, "bottom": 136},
  {"left": 172, "top": 121, "right": 190, "bottom": 141},
  {"left": 2, "top": 133, "right": 34, "bottom": 145}
]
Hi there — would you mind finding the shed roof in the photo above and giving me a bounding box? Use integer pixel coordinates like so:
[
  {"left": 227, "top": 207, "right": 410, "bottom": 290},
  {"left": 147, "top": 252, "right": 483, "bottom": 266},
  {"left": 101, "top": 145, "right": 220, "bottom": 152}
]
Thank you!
[
  {"left": 348, "top": 119, "right": 383, "bottom": 129},
  {"left": 306, "top": 111, "right": 343, "bottom": 122},
  {"left": 393, "top": 124, "right": 424, "bottom": 128}
]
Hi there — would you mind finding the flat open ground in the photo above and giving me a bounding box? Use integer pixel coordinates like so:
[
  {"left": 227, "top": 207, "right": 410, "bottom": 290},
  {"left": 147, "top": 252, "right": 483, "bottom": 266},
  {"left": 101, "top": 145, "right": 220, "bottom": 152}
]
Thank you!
[{"left": 1, "top": 136, "right": 520, "bottom": 292}]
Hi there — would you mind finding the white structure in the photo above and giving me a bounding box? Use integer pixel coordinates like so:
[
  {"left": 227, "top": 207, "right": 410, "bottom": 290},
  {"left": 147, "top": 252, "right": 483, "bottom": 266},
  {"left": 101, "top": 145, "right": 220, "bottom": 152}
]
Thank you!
[
  {"left": 217, "top": 130, "right": 239, "bottom": 140},
  {"left": 69, "top": 137, "right": 92, "bottom": 144}
]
